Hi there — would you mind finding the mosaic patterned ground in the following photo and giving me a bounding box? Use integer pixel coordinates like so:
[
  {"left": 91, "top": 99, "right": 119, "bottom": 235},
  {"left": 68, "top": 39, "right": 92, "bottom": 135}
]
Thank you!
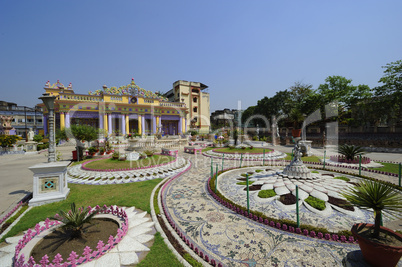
[
  {"left": 162, "top": 154, "right": 361, "bottom": 266},
  {"left": 218, "top": 167, "right": 375, "bottom": 232}
]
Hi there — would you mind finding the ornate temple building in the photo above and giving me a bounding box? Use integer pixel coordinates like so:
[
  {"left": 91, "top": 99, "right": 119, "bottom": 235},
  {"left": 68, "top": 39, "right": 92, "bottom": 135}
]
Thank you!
[{"left": 39, "top": 79, "right": 189, "bottom": 136}]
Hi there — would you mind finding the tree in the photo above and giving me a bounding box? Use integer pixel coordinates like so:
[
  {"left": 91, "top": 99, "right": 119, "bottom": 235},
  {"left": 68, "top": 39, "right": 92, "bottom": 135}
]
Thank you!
[
  {"left": 374, "top": 59, "right": 402, "bottom": 127},
  {"left": 67, "top": 125, "right": 98, "bottom": 160}
]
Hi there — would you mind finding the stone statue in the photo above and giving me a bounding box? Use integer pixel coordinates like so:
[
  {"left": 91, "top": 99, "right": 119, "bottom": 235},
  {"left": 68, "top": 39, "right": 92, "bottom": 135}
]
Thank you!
[{"left": 28, "top": 128, "right": 35, "bottom": 141}]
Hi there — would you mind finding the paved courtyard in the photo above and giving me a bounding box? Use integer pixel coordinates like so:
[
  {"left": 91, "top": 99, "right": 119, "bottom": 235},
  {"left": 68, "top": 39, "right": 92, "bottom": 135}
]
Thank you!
[{"left": 0, "top": 144, "right": 401, "bottom": 266}]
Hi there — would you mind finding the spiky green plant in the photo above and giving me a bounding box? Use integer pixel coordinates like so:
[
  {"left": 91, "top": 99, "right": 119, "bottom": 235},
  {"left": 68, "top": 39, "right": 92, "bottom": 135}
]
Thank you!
[
  {"left": 338, "top": 144, "right": 366, "bottom": 161},
  {"left": 53, "top": 203, "right": 99, "bottom": 239},
  {"left": 341, "top": 180, "right": 402, "bottom": 238}
]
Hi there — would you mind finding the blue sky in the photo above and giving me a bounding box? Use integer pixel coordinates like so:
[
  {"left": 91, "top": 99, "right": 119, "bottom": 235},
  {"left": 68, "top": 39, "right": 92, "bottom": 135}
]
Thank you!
[{"left": 0, "top": 1, "right": 401, "bottom": 112}]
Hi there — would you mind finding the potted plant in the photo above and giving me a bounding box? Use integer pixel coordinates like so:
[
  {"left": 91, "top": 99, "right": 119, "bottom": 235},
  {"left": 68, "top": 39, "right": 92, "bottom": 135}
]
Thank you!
[
  {"left": 88, "top": 146, "right": 97, "bottom": 156},
  {"left": 99, "top": 147, "right": 105, "bottom": 155},
  {"left": 112, "top": 151, "right": 119, "bottom": 160},
  {"left": 289, "top": 108, "right": 304, "bottom": 138},
  {"left": 341, "top": 179, "right": 402, "bottom": 267}
]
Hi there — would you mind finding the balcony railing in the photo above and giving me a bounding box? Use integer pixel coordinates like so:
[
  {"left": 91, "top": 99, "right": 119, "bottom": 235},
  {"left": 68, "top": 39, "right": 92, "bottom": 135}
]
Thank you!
[
  {"left": 159, "top": 101, "right": 186, "bottom": 108},
  {"left": 59, "top": 94, "right": 103, "bottom": 102}
]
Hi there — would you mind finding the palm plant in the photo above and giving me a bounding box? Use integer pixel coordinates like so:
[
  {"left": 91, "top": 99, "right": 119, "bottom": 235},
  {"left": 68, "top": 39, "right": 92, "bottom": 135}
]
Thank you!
[
  {"left": 53, "top": 203, "right": 99, "bottom": 239},
  {"left": 288, "top": 107, "right": 305, "bottom": 129},
  {"left": 338, "top": 144, "right": 366, "bottom": 161},
  {"left": 341, "top": 180, "right": 402, "bottom": 238}
]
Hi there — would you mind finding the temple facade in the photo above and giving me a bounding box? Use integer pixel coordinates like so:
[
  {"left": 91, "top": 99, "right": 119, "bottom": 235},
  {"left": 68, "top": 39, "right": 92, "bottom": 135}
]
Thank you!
[{"left": 39, "top": 79, "right": 188, "bottom": 136}]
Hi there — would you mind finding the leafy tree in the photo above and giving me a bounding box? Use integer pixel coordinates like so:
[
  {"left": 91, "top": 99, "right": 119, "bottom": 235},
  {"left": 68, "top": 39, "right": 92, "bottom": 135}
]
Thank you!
[
  {"left": 374, "top": 59, "right": 402, "bottom": 127},
  {"left": 56, "top": 129, "right": 67, "bottom": 144},
  {"left": 66, "top": 125, "right": 98, "bottom": 159}
]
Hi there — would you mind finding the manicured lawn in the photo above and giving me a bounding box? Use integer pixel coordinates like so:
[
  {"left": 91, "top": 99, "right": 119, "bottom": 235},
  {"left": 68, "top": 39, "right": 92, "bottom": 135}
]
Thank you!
[
  {"left": 214, "top": 147, "right": 273, "bottom": 154},
  {"left": 138, "top": 232, "right": 184, "bottom": 267},
  {"left": 284, "top": 153, "right": 321, "bottom": 163},
  {"left": 369, "top": 162, "right": 401, "bottom": 175},
  {"left": 0, "top": 179, "right": 184, "bottom": 265},
  {"left": 84, "top": 155, "right": 175, "bottom": 170}
]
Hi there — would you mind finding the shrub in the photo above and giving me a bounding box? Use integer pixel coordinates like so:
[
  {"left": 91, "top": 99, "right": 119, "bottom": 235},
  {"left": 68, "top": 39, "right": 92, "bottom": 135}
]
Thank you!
[
  {"left": 338, "top": 144, "right": 366, "bottom": 161},
  {"left": 144, "top": 150, "right": 154, "bottom": 157},
  {"left": 258, "top": 190, "right": 277, "bottom": 198},
  {"left": 33, "top": 134, "right": 43, "bottom": 143},
  {"left": 112, "top": 151, "right": 119, "bottom": 160},
  {"left": 305, "top": 196, "right": 326, "bottom": 211},
  {"left": 88, "top": 146, "right": 97, "bottom": 154},
  {"left": 252, "top": 136, "right": 259, "bottom": 141},
  {"left": 0, "top": 135, "right": 22, "bottom": 148}
]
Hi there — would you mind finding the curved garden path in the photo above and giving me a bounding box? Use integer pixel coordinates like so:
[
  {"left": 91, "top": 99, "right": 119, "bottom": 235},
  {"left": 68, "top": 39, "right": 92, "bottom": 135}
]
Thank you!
[{"left": 161, "top": 153, "right": 361, "bottom": 266}]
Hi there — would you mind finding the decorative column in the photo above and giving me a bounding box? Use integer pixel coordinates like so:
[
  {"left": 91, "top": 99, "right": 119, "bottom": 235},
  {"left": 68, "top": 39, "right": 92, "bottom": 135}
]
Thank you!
[
  {"left": 121, "top": 114, "right": 126, "bottom": 136},
  {"left": 104, "top": 114, "right": 108, "bottom": 133},
  {"left": 138, "top": 115, "right": 142, "bottom": 135},
  {"left": 185, "top": 117, "right": 187, "bottom": 133},
  {"left": 141, "top": 115, "right": 145, "bottom": 135},
  {"left": 125, "top": 114, "right": 129, "bottom": 134},
  {"left": 60, "top": 112, "right": 65, "bottom": 130},
  {"left": 178, "top": 117, "right": 182, "bottom": 135},
  {"left": 108, "top": 113, "right": 112, "bottom": 135},
  {"left": 65, "top": 113, "right": 70, "bottom": 128},
  {"left": 152, "top": 116, "right": 156, "bottom": 134},
  {"left": 99, "top": 113, "right": 104, "bottom": 129},
  {"left": 43, "top": 115, "right": 48, "bottom": 136}
]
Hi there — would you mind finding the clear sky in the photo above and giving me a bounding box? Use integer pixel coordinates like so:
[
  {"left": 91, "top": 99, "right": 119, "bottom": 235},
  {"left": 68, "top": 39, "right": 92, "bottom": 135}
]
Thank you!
[{"left": 0, "top": 1, "right": 401, "bottom": 112}]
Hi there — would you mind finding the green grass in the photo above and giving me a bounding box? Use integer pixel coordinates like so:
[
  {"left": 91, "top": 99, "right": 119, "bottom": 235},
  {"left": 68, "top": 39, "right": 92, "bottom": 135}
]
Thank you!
[
  {"left": 284, "top": 153, "right": 321, "bottom": 163},
  {"left": 84, "top": 155, "right": 175, "bottom": 170},
  {"left": 258, "top": 190, "right": 277, "bottom": 198},
  {"left": 137, "top": 232, "right": 184, "bottom": 267},
  {"left": 369, "top": 162, "right": 401, "bottom": 175},
  {"left": 255, "top": 169, "right": 263, "bottom": 173},
  {"left": 311, "top": 170, "right": 319, "bottom": 173},
  {"left": 201, "top": 147, "right": 215, "bottom": 152},
  {"left": 334, "top": 176, "right": 350, "bottom": 182},
  {"left": 240, "top": 173, "right": 253, "bottom": 178},
  {"left": 236, "top": 181, "right": 254, "bottom": 185},
  {"left": 214, "top": 147, "right": 273, "bottom": 154},
  {"left": 305, "top": 196, "right": 326, "bottom": 211},
  {"left": 0, "top": 180, "right": 161, "bottom": 243}
]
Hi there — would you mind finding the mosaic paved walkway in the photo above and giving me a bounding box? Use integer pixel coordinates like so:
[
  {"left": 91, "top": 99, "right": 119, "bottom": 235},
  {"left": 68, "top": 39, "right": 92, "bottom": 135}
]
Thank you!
[{"left": 161, "top": 154, "right": 366, "bottom": 266}]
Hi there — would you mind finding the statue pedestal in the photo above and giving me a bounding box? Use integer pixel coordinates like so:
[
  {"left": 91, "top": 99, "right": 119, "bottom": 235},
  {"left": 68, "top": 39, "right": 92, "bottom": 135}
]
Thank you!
[
  {"left": 299, "top": 140, "right": 313, "bottom": 156},
  {"left": 24, "top": 141, "right": 37, "bottom": 152},
  {"left": 28, "top": 161, "right": 70, "bottom": 206}
]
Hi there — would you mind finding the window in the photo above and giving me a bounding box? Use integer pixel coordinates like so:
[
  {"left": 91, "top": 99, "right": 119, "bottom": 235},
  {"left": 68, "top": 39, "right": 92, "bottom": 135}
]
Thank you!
[
  {"left": 192, "top": 88, "right": 198, "bottom": 93},
  {"left": 193, "top": 97, "right": 197, "bottom": 103},
  {"left": 193, "top": 107, "right": 197, "bottom": 112},
  {"left": 18, "top": 119, "right": 23, "bottom": 123}
]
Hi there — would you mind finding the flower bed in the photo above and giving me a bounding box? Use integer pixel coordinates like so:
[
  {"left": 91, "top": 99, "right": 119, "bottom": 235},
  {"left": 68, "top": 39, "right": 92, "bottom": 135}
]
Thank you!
[
  {"left": 330, "top": 155, "right": 371, "bottom": 164},
  {"left": 81, "top": 154, "right": 177, "bottom": 172},
  {"left": 0, "top": 201, "right": 23, "bottom": 226},
  {"left": 207, "top": 167, "right": 357, "bottom": 244},
  {"left": 212, "top": 148, "right": 274, "bottom": 154},
  {"left": 14, "top": 205, "right": 128, "bottom": 267}
]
